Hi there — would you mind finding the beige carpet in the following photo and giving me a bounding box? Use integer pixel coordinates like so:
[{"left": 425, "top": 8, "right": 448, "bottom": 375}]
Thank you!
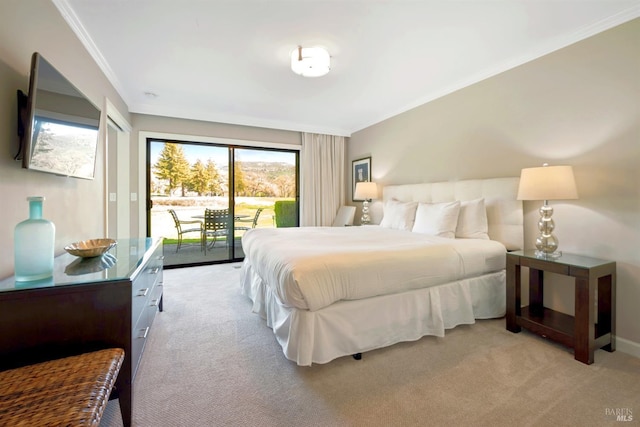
[{"left": 100, "top": 263, "right": 640, "bottom": 426}]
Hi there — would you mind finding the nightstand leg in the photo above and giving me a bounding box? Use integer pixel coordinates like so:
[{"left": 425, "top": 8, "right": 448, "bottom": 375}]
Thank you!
[
  {"left": 598, "top": 274, "right": 615, "bottom": 352},
  {"left": 575, "top": 277, "right": 595, "bottom": 364},
  {"left": 529, "top": 268, "right": 544, "bottom": 316},
  {"left": 506, "top": 257, "right": 521, "bottom": 332}
]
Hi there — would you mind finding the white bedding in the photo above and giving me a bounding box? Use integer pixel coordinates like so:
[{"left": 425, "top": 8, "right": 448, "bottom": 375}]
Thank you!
[
  {"left": 241, "top": 226, "right": 506, "bottom": 311},
  {"left": 241, "top": 257, "right": 506, "bottom": 366}
]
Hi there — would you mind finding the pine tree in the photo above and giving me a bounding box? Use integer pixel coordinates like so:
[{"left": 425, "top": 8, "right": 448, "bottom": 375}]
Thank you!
[
  {"left": 189, "top": 160, "right": 209, "bottom": 196},
  {"left": 234, "top": 162, "right": 246, "bottom": 196},
  {"left": 206, "top": 160, "right": 223, "bottom": 196},
  {"left": 153, "top": 143, "right": 191, "bottom": 196}
]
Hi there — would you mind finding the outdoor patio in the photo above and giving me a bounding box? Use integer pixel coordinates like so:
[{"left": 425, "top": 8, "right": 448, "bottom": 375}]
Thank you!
[{"left": 155, "top": 198, "right": 295, "bottom": 267}]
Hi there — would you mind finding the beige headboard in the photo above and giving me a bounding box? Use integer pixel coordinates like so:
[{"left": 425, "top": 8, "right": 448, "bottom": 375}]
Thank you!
[{"left": 383, "top": 177, "right": 523, "bottom": 251}]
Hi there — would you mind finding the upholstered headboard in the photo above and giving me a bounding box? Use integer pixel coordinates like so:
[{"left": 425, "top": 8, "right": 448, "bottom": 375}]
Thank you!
[{"left": 383, "top": 177, "right": 523, "bottom": 250}]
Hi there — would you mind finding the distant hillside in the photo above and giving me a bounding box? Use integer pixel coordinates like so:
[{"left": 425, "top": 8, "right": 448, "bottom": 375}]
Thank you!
[
  {"left": 219, "top": 161, "right": 294, "bottom": 179},
  {"left": 152, "top": 160, "right": 296, "bottom": 197}
]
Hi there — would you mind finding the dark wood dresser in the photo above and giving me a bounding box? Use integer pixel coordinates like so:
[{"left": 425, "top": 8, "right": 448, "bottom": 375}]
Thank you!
[{"left": 0, "top": 238, "right": 164, "bottom": 427}]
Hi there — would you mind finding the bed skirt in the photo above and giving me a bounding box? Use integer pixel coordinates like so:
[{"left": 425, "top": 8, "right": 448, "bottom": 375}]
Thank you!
[{"left": 240, "top": 259, "right": 506, "bottom": 366}]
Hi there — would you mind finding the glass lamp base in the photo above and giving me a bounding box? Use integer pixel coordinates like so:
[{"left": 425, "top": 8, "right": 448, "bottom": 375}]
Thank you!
[
  {"left": 361, "top": 199, "right": 371, "bottom": 225},
  {"left": 534, "top": 250, "right": 562, "bottom": 259},
  {"left": 535, "top": 201, "right": 562, "bottom": 259}
]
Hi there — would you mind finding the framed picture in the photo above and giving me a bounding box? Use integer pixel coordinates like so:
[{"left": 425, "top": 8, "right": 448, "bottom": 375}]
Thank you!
[{"left": 352, "top": 157, "right": 371, "bottom": 201}]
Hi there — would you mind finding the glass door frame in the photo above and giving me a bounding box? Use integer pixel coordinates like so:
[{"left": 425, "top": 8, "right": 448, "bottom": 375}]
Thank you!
[{"left": 146, "top": 137, "right": 300, "bottom": 268}]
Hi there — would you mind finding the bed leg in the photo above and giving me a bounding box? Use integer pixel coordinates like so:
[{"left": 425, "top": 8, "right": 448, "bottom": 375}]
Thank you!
[{"left": 352, "top": 353, "right": 362, "bottom": 360}]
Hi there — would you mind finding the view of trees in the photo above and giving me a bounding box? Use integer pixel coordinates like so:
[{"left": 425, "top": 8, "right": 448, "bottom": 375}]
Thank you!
[
  {"left": 188, "top": 159, "right": 223, "bottom": 196},
  {"left": 153, "top": 143, "right": 191, "bottom": 196},
  {"left": 152, "top": 143, "right": 296, "bottom": 198}
]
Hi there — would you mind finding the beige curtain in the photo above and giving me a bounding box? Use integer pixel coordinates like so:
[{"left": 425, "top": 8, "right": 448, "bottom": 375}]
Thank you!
[{"left": 300, "top": 133, "right": 346, "bottom": 226}]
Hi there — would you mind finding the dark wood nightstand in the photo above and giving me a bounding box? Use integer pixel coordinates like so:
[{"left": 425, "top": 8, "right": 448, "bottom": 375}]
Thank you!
[{"left": 506, "top": 250, "right": 616, "bottom": 365}]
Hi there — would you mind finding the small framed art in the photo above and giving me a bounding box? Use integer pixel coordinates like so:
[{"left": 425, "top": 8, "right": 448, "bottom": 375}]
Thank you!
[{"left": 352, "top": 157, "right": 371, "bottom": 201}]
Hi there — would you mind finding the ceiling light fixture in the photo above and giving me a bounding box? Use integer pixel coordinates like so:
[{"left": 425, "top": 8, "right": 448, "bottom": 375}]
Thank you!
[{"left": 290, "top": 46, "right": 330, "bottom": 77}]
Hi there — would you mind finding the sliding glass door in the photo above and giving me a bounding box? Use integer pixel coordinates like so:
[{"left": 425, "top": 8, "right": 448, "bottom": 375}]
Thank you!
[
  {"left": 233, "top": 148, "right": 298, "bottom": 258},
  {"left": 147, "top": 139, "right": 298, "bottom": 268}
]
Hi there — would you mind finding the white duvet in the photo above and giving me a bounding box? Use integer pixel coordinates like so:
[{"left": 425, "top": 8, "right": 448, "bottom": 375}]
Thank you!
[{"left": 241, "top": 226, "right": 506, "bottom": 312}]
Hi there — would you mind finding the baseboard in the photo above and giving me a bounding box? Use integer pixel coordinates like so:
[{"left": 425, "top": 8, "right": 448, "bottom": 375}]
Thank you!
[{"left": 616, "top": 336, "right": 640, "bottom": 359}]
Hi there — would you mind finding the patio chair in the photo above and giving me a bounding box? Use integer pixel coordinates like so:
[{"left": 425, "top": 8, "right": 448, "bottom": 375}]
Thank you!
[
  {"left": 168, "top": 209, "right": 203, "bottom": 252},
  {"left": 203, "top": 208, "right": 231, "bottom": 254},
  {"left": 236, "top": 208, "right": 264, "bottom": 232}
]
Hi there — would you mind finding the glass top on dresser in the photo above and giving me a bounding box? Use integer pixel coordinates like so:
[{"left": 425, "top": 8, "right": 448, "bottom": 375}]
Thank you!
[{"left": 0, "top": 238, "right": 161, "bottom": 292}]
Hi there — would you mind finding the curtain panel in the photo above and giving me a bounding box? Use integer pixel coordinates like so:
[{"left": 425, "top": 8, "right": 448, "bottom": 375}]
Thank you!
[{"left": 300, "top": 133, "right": 346, "bottom": 226}]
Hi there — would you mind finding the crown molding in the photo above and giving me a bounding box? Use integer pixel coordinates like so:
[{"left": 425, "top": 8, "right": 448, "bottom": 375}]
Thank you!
[{"left": 52, "top": 0, "right": 131, "bottom": 107}]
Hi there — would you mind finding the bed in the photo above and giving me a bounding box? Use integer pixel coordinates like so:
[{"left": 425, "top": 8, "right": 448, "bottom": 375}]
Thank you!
[{"left": 240, "top": 177, "right": 523, "bottom": 366}]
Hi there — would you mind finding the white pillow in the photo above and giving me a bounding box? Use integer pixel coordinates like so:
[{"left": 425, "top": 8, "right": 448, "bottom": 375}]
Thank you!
[
  {"left": 412, "top": 201, "right": 461, "bottom": 238},
  {"left": 380, "top": 200, "right": 418, "bottom": 231},
  {"left": 456, "top": 198, "right": 489, "bottom": 240}
]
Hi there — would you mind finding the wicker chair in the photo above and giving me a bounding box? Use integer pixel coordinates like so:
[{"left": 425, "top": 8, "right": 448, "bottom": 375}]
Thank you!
[{"left": 168, "top": 209, "right": 203, "bottom": 252}]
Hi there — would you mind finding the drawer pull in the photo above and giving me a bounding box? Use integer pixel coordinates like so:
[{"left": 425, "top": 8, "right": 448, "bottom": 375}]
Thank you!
[
  {"left": 137, "top": 288, "right": 149, "bottom": 297},
  {"left": 158, "top": 255, "right": 165, "bottom": 260},
  {"left": 138, "top": 327, "right": 149, "bottom": 339},
  {"left": 149, "top": 267, "right": 160, "bottom": 275},
  {"left": 150, "top": 299, "right": 160, "bottom": 307}
]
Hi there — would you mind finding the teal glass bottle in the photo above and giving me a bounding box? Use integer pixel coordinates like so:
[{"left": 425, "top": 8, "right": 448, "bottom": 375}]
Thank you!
[{"left": 14, "top": 196, "right": 55, "bottom": 281}]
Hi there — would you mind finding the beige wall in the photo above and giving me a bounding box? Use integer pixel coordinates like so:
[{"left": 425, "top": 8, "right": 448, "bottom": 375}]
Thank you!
[
  {"left": 0, "top": 0, "right": 130, "bottom": 278},
  {"left": 348, "top": 19, "right": 640, "bottom": 354}
]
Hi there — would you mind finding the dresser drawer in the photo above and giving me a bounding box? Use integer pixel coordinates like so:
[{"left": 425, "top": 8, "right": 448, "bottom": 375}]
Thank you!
[
  {"left": 131, "top": 284, "right": 162, "bottom": 378},
  {"left": 130, "top": 243, "right": 164, "bottom": 379},
  {"left": 131, "top": 247, "right": 163, "bottom": 326},
  {"left": 146, "top": 244, "right": 164, "bottom": 287},
  {"left": 149, "top": 280, "right": 163, "bottom": 312},
  {"left": 131, "top": 316, "right": 150, "bottom": 379},
  {"left": 131, "top": 273, "right": 151, "bottom": 327}
]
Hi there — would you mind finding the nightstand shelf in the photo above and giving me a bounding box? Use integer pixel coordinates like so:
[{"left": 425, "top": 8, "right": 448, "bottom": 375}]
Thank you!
[
  {"left": 506, "top": 250, "right": 616, "bottom": 365},
  {"left": 518, "top": 306, "right": 574, "bottom": 348}
]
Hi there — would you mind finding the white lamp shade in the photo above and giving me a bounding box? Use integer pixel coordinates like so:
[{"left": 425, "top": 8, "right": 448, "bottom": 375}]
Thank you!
[
  {"left": 291, "top": 46, "right": 330, "bottom": 77},
  {"left": 517, "top": 165, "right": 578, "bottom": 201},
  {"left": 354, "top": 182, "right": 378, "bottom": 200}
]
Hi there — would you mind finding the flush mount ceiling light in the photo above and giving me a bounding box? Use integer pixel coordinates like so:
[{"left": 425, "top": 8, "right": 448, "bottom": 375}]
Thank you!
[{"left": 290, "top": 46, "right": 330, "bottom": 77}]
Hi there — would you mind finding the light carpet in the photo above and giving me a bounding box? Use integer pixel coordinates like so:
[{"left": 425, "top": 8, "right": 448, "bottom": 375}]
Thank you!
[{"left": 100, "top": 263, "right": 640, "bottom": 426}]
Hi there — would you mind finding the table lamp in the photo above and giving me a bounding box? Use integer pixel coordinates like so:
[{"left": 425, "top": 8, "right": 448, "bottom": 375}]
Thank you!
[
  {"left": 517, "top": 163, "right": 578, "bottom": 258},
  {"left": 354, "top": 182, "right": 377, "bottom": 225}
]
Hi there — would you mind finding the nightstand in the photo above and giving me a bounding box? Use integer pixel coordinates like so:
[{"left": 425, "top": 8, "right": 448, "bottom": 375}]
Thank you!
[{"left": 506, "top": 250, "right": 616, "bottom": 365}]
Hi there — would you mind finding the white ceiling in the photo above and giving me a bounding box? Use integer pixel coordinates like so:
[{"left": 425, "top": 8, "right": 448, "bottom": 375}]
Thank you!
[{"left": 56, "top": 0, "right": 640, "bottom": 136}]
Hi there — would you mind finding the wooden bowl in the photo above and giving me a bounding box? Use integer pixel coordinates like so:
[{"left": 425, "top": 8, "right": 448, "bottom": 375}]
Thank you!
[{"left": 64, "top": 239, "right": 117, "bottom": 258}]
